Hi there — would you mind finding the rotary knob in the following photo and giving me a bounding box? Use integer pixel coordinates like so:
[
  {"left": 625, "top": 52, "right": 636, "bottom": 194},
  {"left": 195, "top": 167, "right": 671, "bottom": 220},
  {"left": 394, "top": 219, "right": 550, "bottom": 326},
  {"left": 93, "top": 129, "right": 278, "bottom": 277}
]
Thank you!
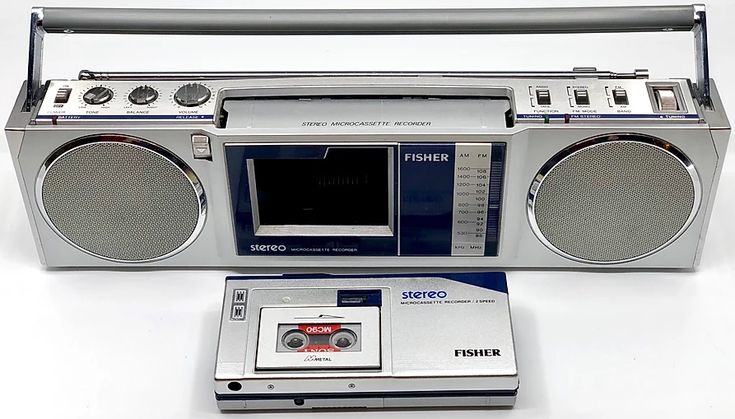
[
  {"left": 82, "top": 86, "right": 114, "bottom": 105},
  {"left": 174, "top": 83, "right": 211, "bottom": 107},
  {"left": 128, "top": 85, "right": 159, "bottom": 105}
]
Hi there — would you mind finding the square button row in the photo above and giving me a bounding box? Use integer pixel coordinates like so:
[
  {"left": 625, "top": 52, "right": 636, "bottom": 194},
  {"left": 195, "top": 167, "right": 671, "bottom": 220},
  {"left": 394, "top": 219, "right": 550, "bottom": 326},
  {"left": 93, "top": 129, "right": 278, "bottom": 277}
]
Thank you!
[{"left": 531, "top": 88, "right": 628, "bottom": 106}]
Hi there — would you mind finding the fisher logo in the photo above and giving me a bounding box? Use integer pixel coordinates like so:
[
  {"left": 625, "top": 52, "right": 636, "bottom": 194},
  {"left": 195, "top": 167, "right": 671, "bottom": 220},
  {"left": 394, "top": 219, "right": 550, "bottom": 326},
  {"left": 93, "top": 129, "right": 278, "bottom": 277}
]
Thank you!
[
  {"left": 404, "top": 153, "right": 450, "bottom": 162},
  {"left": 454, "top": 349, "right": 501, "bottom": 357},
  {"left": 250, "top": 244, "right": 287, "bottom": 252},
  {"left": 401, "top": 290, "right": 448, "bottom": 300}
]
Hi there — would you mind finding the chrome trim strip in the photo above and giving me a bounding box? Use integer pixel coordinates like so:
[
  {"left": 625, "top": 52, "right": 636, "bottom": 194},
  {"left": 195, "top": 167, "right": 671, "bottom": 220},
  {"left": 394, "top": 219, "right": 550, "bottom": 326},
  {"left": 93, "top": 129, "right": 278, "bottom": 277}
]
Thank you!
[
  {"left": 35, "top": 134, "right": 207, "bottom": 263},
  {"left": 526, "top": 134, "right": 702, "bottom": 265}
]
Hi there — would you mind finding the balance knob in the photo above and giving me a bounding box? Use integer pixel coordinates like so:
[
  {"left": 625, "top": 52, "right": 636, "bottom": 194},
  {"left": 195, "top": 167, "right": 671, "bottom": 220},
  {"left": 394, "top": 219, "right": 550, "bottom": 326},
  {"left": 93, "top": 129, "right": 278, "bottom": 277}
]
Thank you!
[
  {"left": 128, "top": 85, "right": 159, "bottom": 105},
  {"left": 174, "top": 83, "right": 211, "bottom": 107},
  {"left": 83, "top": 86, "right": 114, "bottom": 105}
]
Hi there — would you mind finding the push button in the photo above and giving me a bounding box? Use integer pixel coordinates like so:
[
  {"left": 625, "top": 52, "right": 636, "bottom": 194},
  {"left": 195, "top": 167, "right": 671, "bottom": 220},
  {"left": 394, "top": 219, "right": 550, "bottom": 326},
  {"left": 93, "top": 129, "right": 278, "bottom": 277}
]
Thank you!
[
  {"left": 536, "top": 89, "right": 552, "bottom": 105},
  {"left": 54, "top": 88, "right": 73, "bottom": 104},
  {"left": 612, "top": 89, "right": 629, "bottom": 105},
  {"left": 574, "top": 89, "right": 590, "bottom": 105},
  {"left": 231, "top": 305, "right": 246, "bottom": 321},
  {"left": 191, "top": 134, "right": 212, "bottom": 160}
]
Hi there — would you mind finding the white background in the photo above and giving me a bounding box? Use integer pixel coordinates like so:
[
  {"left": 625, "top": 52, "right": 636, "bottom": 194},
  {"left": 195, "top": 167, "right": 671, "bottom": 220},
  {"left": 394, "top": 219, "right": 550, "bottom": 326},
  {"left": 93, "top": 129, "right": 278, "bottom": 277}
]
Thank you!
[{"left": 1, "top": 0, "right": 734, "bottom": 418}]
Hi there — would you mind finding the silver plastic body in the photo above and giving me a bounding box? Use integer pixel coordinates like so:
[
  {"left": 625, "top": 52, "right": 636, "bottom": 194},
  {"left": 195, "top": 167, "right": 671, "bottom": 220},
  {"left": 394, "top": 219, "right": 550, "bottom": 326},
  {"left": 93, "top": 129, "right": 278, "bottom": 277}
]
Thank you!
[
  {"left": 214, "top": 274, "right": 518, "bottom": 411},
  {"left": 4, "top": 74, "right": 730, "bottom": 268}
]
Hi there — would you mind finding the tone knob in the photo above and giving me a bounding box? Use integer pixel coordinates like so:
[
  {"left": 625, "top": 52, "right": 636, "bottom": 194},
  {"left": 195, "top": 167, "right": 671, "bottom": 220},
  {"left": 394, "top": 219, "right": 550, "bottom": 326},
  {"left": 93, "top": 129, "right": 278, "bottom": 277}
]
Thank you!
[
  {"left": 174, "top": 83, "right": 211, "bottom": 107},
  {"left": 128, "top": 85, "right": 159, "bottom": 105},
  {"left": 83, "top": 86, "right": 114, "bottom": 105}
]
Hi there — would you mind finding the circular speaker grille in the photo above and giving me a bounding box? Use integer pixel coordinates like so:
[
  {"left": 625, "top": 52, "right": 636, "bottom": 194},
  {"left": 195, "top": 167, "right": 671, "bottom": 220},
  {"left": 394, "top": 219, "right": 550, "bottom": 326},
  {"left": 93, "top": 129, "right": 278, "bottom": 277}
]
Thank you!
[
  {"left": 38, "top": 135, "right": 206, "bottom": 262},
  {"left": 528, "top": 134, "right": 700, "bottom": 264}
]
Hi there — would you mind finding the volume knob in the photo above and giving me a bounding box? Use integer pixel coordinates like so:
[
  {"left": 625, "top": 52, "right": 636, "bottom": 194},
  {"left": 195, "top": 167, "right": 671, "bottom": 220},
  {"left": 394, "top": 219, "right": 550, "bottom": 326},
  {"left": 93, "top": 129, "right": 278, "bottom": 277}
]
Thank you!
[
  {"left": 83, "top": 86, "right": 114, "bottom": 105},
  {"left": 174, "top": 83, "right": 211, "bottom": 107}
]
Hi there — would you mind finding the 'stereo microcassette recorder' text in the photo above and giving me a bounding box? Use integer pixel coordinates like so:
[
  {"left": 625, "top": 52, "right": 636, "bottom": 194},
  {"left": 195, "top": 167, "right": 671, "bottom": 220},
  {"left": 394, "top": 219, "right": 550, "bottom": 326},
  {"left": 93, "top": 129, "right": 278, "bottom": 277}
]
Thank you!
[
  {"left": 214, "top": 272, "right": 518, "bottom": 411},
  {"left": 5, "top": 5, "right": 730, "bottom": 269}
]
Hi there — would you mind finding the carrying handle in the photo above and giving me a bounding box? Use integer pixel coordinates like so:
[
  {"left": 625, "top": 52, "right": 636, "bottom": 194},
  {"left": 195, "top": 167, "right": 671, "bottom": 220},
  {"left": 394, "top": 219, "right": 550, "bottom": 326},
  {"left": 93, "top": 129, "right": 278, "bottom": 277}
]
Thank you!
[{"left": 26, "top": 5, "right": 710, "bottom": 110}]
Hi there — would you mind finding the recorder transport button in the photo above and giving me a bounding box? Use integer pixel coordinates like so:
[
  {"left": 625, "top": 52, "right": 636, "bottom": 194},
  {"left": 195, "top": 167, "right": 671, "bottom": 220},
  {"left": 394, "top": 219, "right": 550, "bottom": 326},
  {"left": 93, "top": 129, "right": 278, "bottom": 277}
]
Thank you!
[
  {"left": 231, "top": 305, "right": 246, "bottom": 321},
  {"left": 233, "top": 289, "right": 247, "bottom": 303}
]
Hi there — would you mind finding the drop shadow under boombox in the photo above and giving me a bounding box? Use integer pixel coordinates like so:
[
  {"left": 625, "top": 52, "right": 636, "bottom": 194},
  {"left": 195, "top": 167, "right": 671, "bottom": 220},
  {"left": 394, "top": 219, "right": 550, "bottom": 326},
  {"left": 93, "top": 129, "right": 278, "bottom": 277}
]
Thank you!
[{"left": 5, "top": 5, "right": 730, "bottom": 269}]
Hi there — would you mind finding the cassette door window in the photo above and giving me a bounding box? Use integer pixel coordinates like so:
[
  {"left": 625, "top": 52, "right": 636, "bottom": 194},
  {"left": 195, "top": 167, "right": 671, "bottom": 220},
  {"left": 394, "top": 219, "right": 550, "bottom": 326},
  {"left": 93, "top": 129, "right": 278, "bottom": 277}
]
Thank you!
[
  {"left": 225, "top": 144, "right": 398, "bottom": 257},
  {"left": 256, "top": 306, "right": 381, "bottom": 370},
  {"left": 254, "top": 148, "right": 391, "bottom": 234}
]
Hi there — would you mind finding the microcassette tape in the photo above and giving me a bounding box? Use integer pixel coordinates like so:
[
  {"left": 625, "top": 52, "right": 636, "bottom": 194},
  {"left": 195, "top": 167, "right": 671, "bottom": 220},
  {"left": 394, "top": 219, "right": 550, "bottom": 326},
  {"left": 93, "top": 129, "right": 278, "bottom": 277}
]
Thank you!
[{"left": 214, "top": 272, "right": 518, "bottom": 411}]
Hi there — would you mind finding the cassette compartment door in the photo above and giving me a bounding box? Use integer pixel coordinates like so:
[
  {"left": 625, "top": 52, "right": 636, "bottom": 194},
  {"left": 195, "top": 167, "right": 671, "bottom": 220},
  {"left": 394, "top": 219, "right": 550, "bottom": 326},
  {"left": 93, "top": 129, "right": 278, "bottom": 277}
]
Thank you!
[
  {"left": 225, "top": 143, "right": 398, "bottom": 256},
  {"left": 223, "top": 95, "right": 510, "bottom": 257}
]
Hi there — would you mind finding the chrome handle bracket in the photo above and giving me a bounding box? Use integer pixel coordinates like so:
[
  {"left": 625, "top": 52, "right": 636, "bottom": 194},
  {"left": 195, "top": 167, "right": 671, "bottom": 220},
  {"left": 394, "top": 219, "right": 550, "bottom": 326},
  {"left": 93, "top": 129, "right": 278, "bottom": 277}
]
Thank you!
[
  {"left": 25, "top": 8, "right": 45, "bottom": 112},
  {"left": 693, "top": 4, "right": 711, "bottom": 109}
]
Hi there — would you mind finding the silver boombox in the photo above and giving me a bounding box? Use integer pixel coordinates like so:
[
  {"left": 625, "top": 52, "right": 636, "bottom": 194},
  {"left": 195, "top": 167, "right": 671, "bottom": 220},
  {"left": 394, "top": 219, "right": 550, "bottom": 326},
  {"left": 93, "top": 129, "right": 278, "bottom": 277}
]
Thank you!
[
  {"left": 5, "top": 5, "right": 730, "bottom": 269},
  {"left": 214, "top": 272, "right": 517, "bottom": 410}
]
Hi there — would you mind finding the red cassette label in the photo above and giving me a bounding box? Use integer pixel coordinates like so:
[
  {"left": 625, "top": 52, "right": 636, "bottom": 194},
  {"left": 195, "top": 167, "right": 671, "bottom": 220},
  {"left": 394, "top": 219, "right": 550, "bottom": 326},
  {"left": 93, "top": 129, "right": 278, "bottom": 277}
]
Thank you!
[
  {"left": 300, "top": 344, "right": 339, "bottom": 352},
  {"left": 298, "top": 324, "right": 341, "bottom": 335}
]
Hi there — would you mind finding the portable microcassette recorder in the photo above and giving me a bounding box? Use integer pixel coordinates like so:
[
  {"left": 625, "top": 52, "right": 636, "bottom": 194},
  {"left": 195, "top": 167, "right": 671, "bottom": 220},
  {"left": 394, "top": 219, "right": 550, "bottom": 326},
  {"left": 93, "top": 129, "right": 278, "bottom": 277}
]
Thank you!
[
  {"left": 214, "top": 272, "right": 518, "bottom": 411},
  {"left": 5, "top": 5, "right": 730, "bottom": 269}
]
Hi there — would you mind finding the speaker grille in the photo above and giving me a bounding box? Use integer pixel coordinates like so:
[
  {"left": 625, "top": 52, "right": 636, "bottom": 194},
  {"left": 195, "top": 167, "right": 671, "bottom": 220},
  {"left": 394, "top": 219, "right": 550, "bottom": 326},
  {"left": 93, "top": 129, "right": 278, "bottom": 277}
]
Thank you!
[
  {"left": 529, "top": 135, "right": 699, "bottom": 264},
  {"left": 38, "top": 137, "right": 206, "bottom": 262}
]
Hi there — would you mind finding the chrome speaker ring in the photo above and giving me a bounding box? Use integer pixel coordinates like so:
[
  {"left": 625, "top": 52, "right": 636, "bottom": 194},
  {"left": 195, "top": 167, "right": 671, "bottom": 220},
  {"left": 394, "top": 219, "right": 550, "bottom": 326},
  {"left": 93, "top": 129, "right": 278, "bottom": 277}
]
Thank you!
[
  {"left": 36, "top": 134, "right": 207, "bottom": 263},
  {"left": 527, "top": 133, "right": 701, "bottom": 265}
]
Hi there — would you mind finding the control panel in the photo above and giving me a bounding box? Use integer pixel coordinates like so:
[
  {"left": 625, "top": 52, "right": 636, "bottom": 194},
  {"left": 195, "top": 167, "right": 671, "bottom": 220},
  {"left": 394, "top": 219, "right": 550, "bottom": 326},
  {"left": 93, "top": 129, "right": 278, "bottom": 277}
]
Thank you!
[
  {"left": 516, "top": 78, "right": 699, "bottom": 123},
  {"left": 37, "top": 80, "right": 217, "bottom": 122},
  {"left": 36, "top": 78, "right": 700, "bottom": 124}
]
